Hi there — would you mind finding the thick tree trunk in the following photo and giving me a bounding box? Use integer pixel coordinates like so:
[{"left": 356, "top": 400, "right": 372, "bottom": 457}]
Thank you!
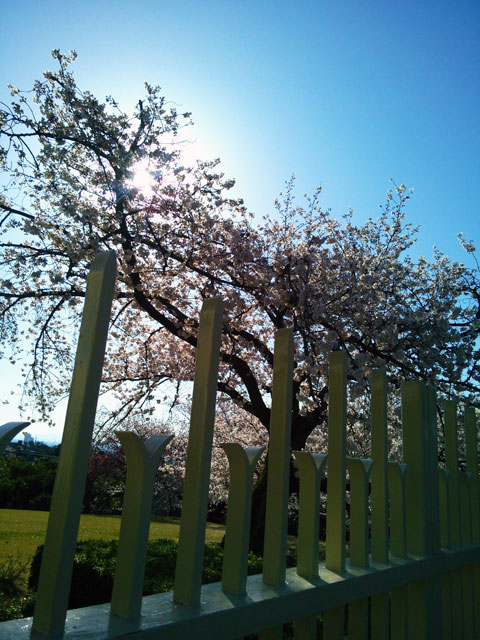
[
  {"left": 248, "top": 456, "right": 301, "bottom": 556},
  {"left": 249, "top": 457, "right": 334, "bottom": 554},
  {"left": 247, "top": 409, "right": 328, "bottom": 555},
  {"left": 249, "top": 464, "right": 268, "bottom": 556},
  {"left": 224, "top": 397, "right": 327, "bottom": 555}
]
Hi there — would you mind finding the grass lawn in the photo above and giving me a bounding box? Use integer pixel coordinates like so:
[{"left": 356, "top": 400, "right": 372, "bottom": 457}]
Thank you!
[
  {"left": 0, "top": 509, "right": 328, "bottom": 631},
  {"left": 0, "top": 509, "right": 226, "bottom": 578},
  {"left": 0, "top": 508, "right": 324, "bottom": 585}
]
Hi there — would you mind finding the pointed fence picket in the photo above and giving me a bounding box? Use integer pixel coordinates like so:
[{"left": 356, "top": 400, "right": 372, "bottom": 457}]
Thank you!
[{"left": 0, "top": 250, "right": 479, "bottom": 639}]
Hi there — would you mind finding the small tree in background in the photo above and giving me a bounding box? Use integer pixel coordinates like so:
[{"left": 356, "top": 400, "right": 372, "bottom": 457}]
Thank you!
[{"left": 0, "top": 456, "right": 57, "bottom": 511}]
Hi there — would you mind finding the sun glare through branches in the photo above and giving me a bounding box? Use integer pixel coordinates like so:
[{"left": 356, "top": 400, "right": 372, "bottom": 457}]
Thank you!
[{"left": 130, "top": 159, "right": 160, "bottom": 197}]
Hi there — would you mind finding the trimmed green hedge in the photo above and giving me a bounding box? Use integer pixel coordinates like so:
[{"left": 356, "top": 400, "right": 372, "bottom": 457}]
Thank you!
[{"left": 29, "top": 538, "right": 263, "bottom": 610}]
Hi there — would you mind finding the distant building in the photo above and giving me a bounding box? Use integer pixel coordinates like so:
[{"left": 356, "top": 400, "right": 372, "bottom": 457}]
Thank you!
[
  {"left": 3, "top": 444, "right": 16, "bottom": 458},
  {"left": 23, "top": 432, "right": 34, "bottom": 445}
]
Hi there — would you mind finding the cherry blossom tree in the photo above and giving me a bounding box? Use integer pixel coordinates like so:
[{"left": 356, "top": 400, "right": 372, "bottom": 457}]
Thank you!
[
  {"left": 2, "top": 51, "right": 479, "bottom": 551},
  {"left": 90, "top": 405, "right": 264, "bottom": 517}
]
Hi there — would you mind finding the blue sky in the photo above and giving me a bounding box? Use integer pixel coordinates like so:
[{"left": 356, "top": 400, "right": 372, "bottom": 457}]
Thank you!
[{"left": 1, "top": 1, "right": 479, "bottom": 442}]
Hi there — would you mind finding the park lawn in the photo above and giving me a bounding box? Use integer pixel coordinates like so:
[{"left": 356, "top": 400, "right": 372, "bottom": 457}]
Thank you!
[
  {"left": 0, "top": 508, "right": 323, "bottom": 586},
  {"left": 0, "top": 509, "right": 226, "bottom": 578}
]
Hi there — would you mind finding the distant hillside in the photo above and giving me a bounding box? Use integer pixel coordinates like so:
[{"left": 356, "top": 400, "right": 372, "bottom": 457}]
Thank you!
[{"left": 3, "top": 440, "right": 60, "bottom": 461}]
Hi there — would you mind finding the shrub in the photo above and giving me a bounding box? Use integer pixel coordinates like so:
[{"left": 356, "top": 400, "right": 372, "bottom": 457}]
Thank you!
[
  {"left": 29, "top": 538, "right": 263, "bottom": 610},
  {"left": 0, "top": 555, "right": 36, "bottom": 622},
  {"left": 0, "top": 456, "right": 57, "bottom": 511},
  {"left": 29, "top": 540, "right": 117, "bottom": 609}
]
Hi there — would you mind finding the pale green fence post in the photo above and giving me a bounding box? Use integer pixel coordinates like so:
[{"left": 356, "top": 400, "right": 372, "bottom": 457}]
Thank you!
[
  {"left": 294, "top": 452, "right": 328, "bottom": 579},
  {"left": 465, "top": 406, "right": 480, "bottom": 634},
  {"left": 460, "top": 471, "right": 475, "bottom": 638},
  {"left": 173, "top": 298, "right": 223, "bottom": 606},
  {"left": 0, "top": 422, "right": 30, "bottom": 454},
  {"left": 293, "top": 451, "right": 327, "bottom": 640},
  {"left": 460, "top": 472, "right": 472, "bottom": 545},
  {"left": 347, "top": 457, "right": 374, "bottom": 640},
  {"left": 259, "top": 328, "right": 294, "bottom": 640},
  {"left": 347, "top": 458, "right": 375, "bottom": 568},
  {"left": 388, "top": 463, "right": 408, "bottom": 559},
  {"left": 221, "top": 443, "right": 265, "bottom": 595},
  {"left": 444, "top": 401, "right": 461, "bottom": 545},
  {"left": 427, "top": 389, "right": 447, "bottom": 634},
  {"left": 426, "top": 386, "right": 441, "bottom": 553},
  {"left": 439, "top": 469, "right": 451, "bottom": 549},
  {"left": 403, "top": 382, "right": 431, "bottom": 552},
  {"left": 31, "top": 251, "right": 117, "bottom": 638},
  {"left": 402, "top": 381, "right": 441, "bottom": 639},
  {"left": 439, "top": 468, "right": 453, "bottom": 640},
  {"left": 110, "top": 432, "right": 173, "bottom": 619},
  {"left": 370, "top": 369, "right": 389, "bottom": 640},
  {"left": 444, "top": 400, "right": 464, "bottom": 637},
  {"left": 388, "top": 462, "right": 408, "bottom": 640},
  {"left": 465, "top": 408, "right": 479, "bottom": 540},
  {"left": 324, "top": 351, "right": 347, "bottom": 640},
  {"left": 293, "top": 615, "right": 317, "bottom": 640}
]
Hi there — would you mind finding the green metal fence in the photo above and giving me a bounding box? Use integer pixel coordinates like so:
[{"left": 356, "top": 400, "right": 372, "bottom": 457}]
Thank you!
[{"left": 0, "top": 250, "right": 479, "bottom": 639}]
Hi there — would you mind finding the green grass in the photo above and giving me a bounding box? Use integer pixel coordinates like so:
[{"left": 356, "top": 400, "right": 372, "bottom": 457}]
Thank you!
[
  {"left": 0, "top": 509, "right": 329, "bottom": 632},
  {"left": 0, "top": 509, "right": 226, "bottom": 622},
  {"left": 0, "top": 509, "right": 328, "bottom": 575},
  {"left": 0, "top": 509, "right": 226, "bottom": 577}
]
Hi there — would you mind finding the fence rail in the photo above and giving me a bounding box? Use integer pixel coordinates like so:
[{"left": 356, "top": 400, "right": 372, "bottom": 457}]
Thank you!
[{"left": 0, "top": 250, "right": 479, "bottom": 639}]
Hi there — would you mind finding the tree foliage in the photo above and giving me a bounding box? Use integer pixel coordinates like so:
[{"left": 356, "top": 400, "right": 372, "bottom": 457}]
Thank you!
[
  {"left": 0, "top": 455, "right": 57, "bottom": 511},
  {"left": 90, "top": 409, "right": 265, "bottom": 515},
  {"left": 1, "top": 50, "right": 479, "bottom": 462}
]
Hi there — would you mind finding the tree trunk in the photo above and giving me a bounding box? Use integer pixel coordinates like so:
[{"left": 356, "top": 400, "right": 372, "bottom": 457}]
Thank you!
[
  {"left": 235, "top": 402, "right": 326, "bottom": 555},
  {"left": 247, "top": 410, "right": 328, "bottom": 555},
  {"left": 248, "top": 453, "right": 300, "bottom": 556},
  {"left": 249, "top": 463, "right": 268, "bottom": 556}
]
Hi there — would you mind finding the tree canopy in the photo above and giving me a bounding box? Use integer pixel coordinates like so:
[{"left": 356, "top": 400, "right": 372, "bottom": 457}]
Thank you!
[{"left": 1, "top": 50, "right": 479, "bottom": 456}]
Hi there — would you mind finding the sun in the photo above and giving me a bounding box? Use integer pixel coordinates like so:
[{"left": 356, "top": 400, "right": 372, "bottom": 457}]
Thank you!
[{"left": 130, "top": 159, "right": 159, "bottom": 197}]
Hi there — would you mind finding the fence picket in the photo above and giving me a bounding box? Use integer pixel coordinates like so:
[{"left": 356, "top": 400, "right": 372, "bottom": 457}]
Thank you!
[
  {"left": 294, "top": 451, "right": 327, "bottom": 579},
  {"left": 293, "top": 614, "right": 317, "bottom": 640},
  {"left": 444, "top": 400, "right": 462, "bottom": 546},
  {"left": 371, "top": 369, "right": 389, "bottom": 562},
  {"left": 262, "top": 328, "right": 294, "bottom": 586},
  {"left": 370, "top": 369, "right": 389, "bottom": 640},
  {"left": 388, "top": 462, "right": 407, "bottom": 559},
  {"left": 221, "top": 443, "right": 265, "bottom": 595},
  {"left": 388, "top": 462, "right": 408, "bottom": 639},
  {"left": 444, "top": 400, "right": 465, "bottom": 638},
  {"left": 173, "top": 297, "right": 223, "bottom": 606},
  {"left": 347, "top": 457, "right": 374, "bottom": 640},
  {"left": 0, "top": 422, "right": 30, "bottom": 454},
  {"left": 402, "top": 381, "right": 441, "bottom": 639},
  {"left": 460, "top": 472, "right": 475, "bottom": 638},
  {"left": 427, "top": 385, "right": 441, "bottom": 553},
  {"left": 292, "top": 452, "right": 327, "bottom": 640},
  {"left": 31, "top": 250, "right": 116, "bottom": 638},
  {"left": 110, "top": 432, "right": 173, "bottom": 618},
  {"left": 464, "top": 406, "right": 480, "bottom": 635},
  {"left": 439, "top": 469, "right": 451, "bottom": 548},
  {"left": 323, "top": 351, "right": 348, "bottom": 640},
  {"left": 438, "top": 468, "right": 454, "bottom": 640},
  {"left": 260, "top": 328, "right": 294, "bottom": 640}
]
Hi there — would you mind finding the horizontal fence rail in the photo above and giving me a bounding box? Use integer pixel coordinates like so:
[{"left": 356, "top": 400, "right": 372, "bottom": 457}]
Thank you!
[
  {"left": 1, "top": 250, "right": 479, "bottom": 639},
  {"left": 1, "top": 548, "right": 480, "bottom": 640}
]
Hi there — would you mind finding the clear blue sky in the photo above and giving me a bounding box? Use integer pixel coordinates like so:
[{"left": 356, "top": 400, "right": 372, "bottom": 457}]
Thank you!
[{"left": 1, "top": 1, "right": 479, "bottom": 442}]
